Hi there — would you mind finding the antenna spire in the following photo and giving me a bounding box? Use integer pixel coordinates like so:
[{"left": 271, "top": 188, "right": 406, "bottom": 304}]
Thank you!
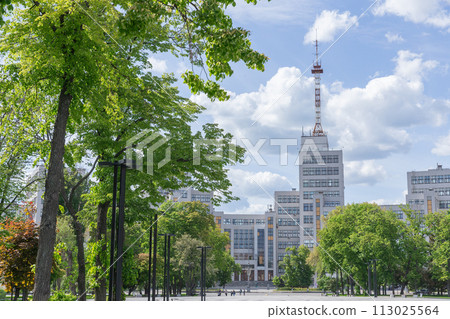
[{"left": 311, "top": 38, "right": 325, "bottom": 136}]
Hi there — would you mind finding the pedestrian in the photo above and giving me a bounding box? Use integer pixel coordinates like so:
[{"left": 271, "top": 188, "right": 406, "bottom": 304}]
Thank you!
[
  {"left": 225, "top": 289, "right": 227, "bottom": 296},
  {"left": 232, "top": 290, "right": 235, "bottom": 296},
  {"left": 243, "top": 289, "right": 246, "bottom": 296},
  {"left": 239, "top": 289, "right": 242, "bottom": 295}
]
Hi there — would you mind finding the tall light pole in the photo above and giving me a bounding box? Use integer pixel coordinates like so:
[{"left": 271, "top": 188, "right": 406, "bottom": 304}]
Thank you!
[
  {"left": 99, "top": 159, "right": 134, "bottom": 301},
  {"left": 197, "top": 246, "right": 211, "bottom": 301},
  {"left": 159, "top": 233, "right": 174, "bottom": 301}
]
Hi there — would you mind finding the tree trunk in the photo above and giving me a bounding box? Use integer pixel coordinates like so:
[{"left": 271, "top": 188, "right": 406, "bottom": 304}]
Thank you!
[
  {"left": 94, "top": 201, "right": 109, "bottom": 301},
  {"left": 14, "top": 287, "right": 20, "bottom": 301},
  {"left": 400, "top": 284, "right": 405, "bottom": 295},
  {"left": 72, "top": 217, "right": 86, "bottom": 301},
  {"left": 22, "top": 288, "right": 28, "bottom": 301},
  {"left": 33, "top": 79, "right": 72, "bottom": 301}
]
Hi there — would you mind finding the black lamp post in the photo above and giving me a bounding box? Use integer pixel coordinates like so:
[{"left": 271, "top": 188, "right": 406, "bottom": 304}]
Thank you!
[
  {"left": 367, "top": 261, "right": 372, "bottom": 296},
  {"left": 197, "top": 246, "right": 211, "bottom": 301},
  {"left": 373, "top": 259, "right": 378, "bottom": 298},
  {"left": 99, "top": 159, "right": 135, "bottom": 301},
  {"left": 148, "top": 214, "right": 158, "bottom": 301},
  {"left": 159, "top": 233, "right": 175, "bottom": 301}
]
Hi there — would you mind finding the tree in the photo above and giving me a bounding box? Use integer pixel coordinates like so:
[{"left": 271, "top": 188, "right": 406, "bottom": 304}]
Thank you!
[
  {"left": 0, "top": 217, "right": 39, "bottom": 300},
  {"left": 277, "top": 246, "right": 314, "bottom": 289},
  {"left": 318, "top": 203, "right": 402, "bottom": 293},
  {"left": 173, "top": 234, "right": 204, "bottom": 296},
  {"left": 394, "top": 206, "right": 429, "bottom": 294},
  {"left": 0, "top": 0, "right": 268, "bottom": 300},
  {"left": 426, "top": 210, "right": 450, "bottom": 297}
]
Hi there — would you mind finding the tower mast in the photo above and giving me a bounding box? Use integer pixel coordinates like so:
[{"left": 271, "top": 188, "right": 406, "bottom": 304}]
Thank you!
[{"left": 311, "top": 39, "right": 324, "bottom": 136}]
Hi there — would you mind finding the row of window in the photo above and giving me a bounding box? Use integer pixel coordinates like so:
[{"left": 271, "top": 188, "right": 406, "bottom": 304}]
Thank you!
[
  {"left": 303, "top": 240, "right": 315, "bottom": 248},
  {"left": 302, "top": 167, "right": 339, "bottom": 176},
  {"left": 411, "top": 175, "right": 450, "bottom": 185},
  {"left": 191, "top": 194, "right": 211, "bottom": 202},
  {"left": 277, "top": 218, "right": 300, "bottom": 226},
  {"left": 324, "top": 201, "right": 340, "bottom": 207},
  {"left": 439, "top": 200, "right": 450, "bottom": 209},
  {"left": 278, "top": 207, "right": 300, "bottom": 215},
  {"left": 278, "top": 241, "right": 298, "bottom": 249},
  {"left": 303, "top": 155, "right": 339, "bottom": 164},
  {"left": 409, "top": 200, "right": 424, "bottom": 205},
  {"left": 303, "top": 179, "right": 339, "bottom": 188},
  {"left": 277, "top": 195, "right": 300, "bottom": 203},
  {"left": 303, "top": 191, "right": 340, "bottom": 199},
  {"left": 304, "top": 203, "right": 314, "bottom": 211},
  {"left": 303, "top": 227, "right": 314, "bottom": 236},
  {"left": 278, "top": 230, "right": 300, "bottom": 238}
]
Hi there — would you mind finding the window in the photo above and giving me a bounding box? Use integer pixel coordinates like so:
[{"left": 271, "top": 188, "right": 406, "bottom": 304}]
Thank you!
[
  {"left": 303, "top": 203, "right": 313, "bottom": 211},
  {"left": 303, "top": 227, "right": 314, "bottom": 236},
  {"left": 277, "top": 230, "right": 300, "bottom": 238},
  {"left": 323, "top": 191, "right": 340, "bottom": 197},
  {"left": 303, "top": 179, "right": 339, "bottom": 188},
  {"left": 303, "top": 240, "right": 315, "bottom": 248},
  {"left": 233, "top": 229, "right": 254, "bottom": 249},
  {"left": 303, "top": 215, "right": 314, "bottom": 224},
  {"left": 395, "top": 211, "right": 403, "bottom": 219},
  {"left": 302, "top": 154, "right": 339, "bottom": 164},
  {"left": 277, "top": 218, "right": 300, "bottom": 226},
  {"left": 223, "top": 218, "right": 231, "bottom": 225},
  {"left": 303, "top": 191, "right": 314, "bottom": 199},
  {"left": 256, "top": 219, "right": 265, "bottom": 225},
  {"left": 324, "top": 201, "right": 340, "bottom": 207},
  {"left": 277, "top": 207, "right": 300, "bottom": 215},
  {"left": 278, "top": 241, "right": 298, "bottom": 249},
  {"left": 191, "top": 194, "right": 210, "bottom": 202},
  {"left": 232, "top": 219, "right": 254, "bottom": 225},
  {"left": 302, "top": 167, "right": 339, "bottom": 176},
  {"left": 277, "top": 195, "right": 300, "bottom": 203},
  {"left": 439, "top": 200, "right": 450, "bottom": 209}
]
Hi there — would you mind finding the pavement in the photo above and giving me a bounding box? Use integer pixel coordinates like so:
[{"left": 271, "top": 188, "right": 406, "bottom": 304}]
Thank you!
[{"left": 125, "top": 290, "right": 448, "bottom": 301}]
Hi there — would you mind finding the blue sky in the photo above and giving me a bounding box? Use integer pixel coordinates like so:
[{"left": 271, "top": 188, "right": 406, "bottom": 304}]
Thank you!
[{"left": 149, "top": 0, "right": 450, "bottom": 214}]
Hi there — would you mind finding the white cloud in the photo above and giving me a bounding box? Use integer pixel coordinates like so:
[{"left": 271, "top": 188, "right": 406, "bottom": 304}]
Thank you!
[
  {"left": 432, "top": 131, "right": 450, "bottom": 155},
  {"left": 218, "top": 169, "right": 293, "bottom": 214},
  {"left": 147, "top": 57, "right": 168, "bottom": 73},
  {"left": 228, "top": 169, "right": 293, "bottom": 198},
  {"left": 345, "top": 160, "right": 387, "bottom": 185},
  {"left": 374, "top": 0, "right": 450, "bottom": 30},
  {"left": 192, "top": 50, "right": 450, "bottom": 163},
  {"left": 304, "top": 10, "right": 358, "bottom": 44},
  {"left": 328, "top": 50, "right": 448, "bottom": 160},
  {"left": 385, "top": 31, "right": 405, "bottom": 43}
]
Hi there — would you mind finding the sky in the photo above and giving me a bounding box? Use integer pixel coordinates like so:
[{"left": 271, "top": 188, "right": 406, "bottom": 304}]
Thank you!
[{"left": 148, "top": 0, "right": 450, "bottom": 214}]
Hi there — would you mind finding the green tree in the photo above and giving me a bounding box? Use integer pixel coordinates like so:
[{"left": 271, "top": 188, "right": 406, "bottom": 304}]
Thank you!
[
  {"left": 319, "top": 203, "right": 402, "bottom": 293},
  {"left": 395, "top": 206, "right": 429, "bottom": 294},
  {"left": 277, "top": 246, "right": 314, "bottom": 289},
  {"left": 0, "top": 0, "right": 267, "bottom": 300},
  {"left": 426, "top": 210, "right": 450, "bottom": 297}
]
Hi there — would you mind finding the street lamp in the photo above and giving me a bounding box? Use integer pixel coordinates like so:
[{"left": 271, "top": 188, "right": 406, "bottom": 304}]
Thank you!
[
  {"left": 197, "top": 246, "right": 211, "bottom": 301},
  {"left": 159, "top": 233, "right": 175, "bottom": 301},
  {"left": 147, "top": 213, "right": 158, "bottom": 301},
  {"left": 99, "top": 159, "right": 135, "bottom": 301}
]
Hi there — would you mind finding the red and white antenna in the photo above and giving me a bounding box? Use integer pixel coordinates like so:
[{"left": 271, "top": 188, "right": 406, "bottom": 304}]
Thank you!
[{"left": 311, "top": 38, "right": 325, "bottom": 136}]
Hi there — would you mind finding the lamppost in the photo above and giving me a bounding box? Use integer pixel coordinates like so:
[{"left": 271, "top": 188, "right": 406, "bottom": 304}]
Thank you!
[
  {"left": 197, "top": 246, "right": 211, "bottom": 301},
  {"left": 99, "top": 159, "right": 134, "bottom": 301},
  {"left": 148, "top": 214, "right": 158, "bottom": 301},
  {"left": 159, "top": 233, "right": 175, "bottom": 301}
]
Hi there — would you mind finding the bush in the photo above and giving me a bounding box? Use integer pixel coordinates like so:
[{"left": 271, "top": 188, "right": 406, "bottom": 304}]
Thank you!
[
  {"left": 49, "top": 290, "right": 77, "bottom": 301},
  {"left": 272, "top": 276, "right": 285, "bottom": 288},
  {"left": 0, "top": 289, "right": 6, "bottom": 301}
]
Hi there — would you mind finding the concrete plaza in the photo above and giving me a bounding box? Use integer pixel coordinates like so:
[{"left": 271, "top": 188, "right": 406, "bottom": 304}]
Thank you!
[{"left": 125, "top": 290, "right": 447, "bottom": 301}]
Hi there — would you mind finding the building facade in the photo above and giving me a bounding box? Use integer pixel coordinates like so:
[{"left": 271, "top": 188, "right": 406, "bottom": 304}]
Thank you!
[{"left": 213, "top": 209, "right": 276, "bottom": 283}]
